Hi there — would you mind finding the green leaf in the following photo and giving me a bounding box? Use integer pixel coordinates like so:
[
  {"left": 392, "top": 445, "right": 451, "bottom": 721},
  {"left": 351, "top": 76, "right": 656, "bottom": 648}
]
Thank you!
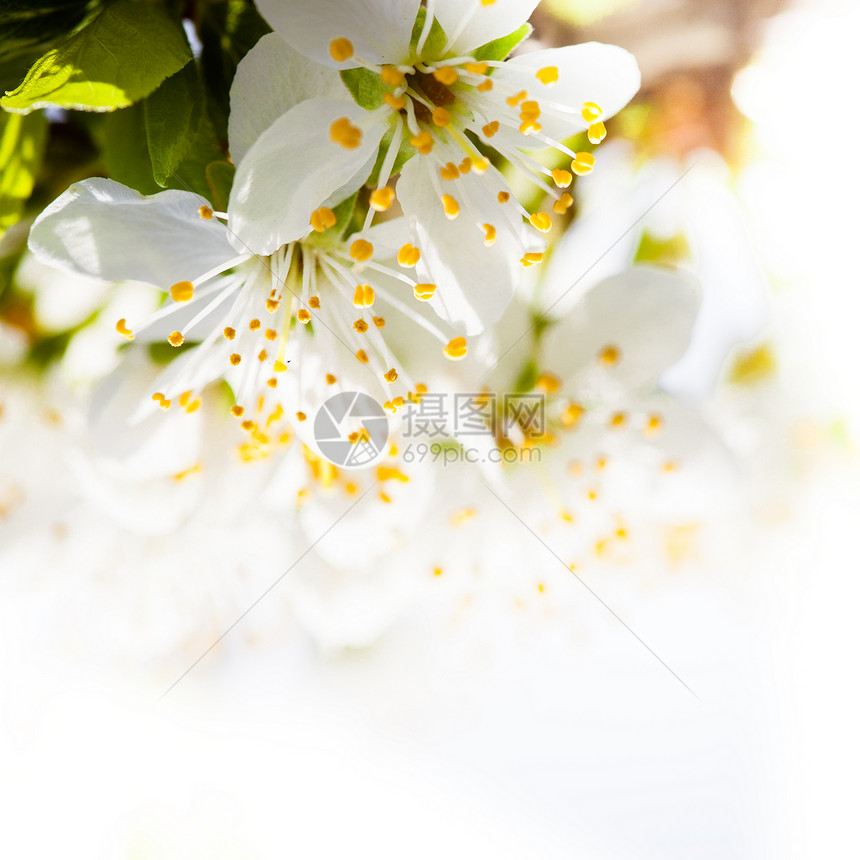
[
  {"left": 101, "top": 101, "right": 160, "bottom": 194},
  {"left": 409, "top": 7, "right": 448, "bottom": 59},
  {"left": 144, "top": 63, "right": 203, "bottom": 186},
  {"left": 167, "top": 113, "right": 226, "bottom": 200},
  {"left": 0, "top": 109, "right": 47, "bottom": 238},
  {"left": 1, "top": 0, "right": 192, "bottom": 114},
  {"left": 198, "top": 0, "right": 271, "bottom": 138},
  {"left": 340, "top": 67, "right": 386, "bottom": 110},
  {"left": 473, "top": 23, "right": 532, "bottom": 63},
  {"left": 205, "top": 159, "right": 235, "bottom": 212}
]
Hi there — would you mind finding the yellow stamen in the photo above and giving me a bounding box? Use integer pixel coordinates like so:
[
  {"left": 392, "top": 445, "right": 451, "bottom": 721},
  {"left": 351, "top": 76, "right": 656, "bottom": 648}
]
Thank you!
[
  {"left": 115, "top": 318, "right": 133, "bottom": 339},
  {"left": 229, "top": 353, "right": 241, "bottom": 365},
  {"left": 413, "top": 283, "right": 437, "bottom": 301},
  {"left": 170, "top": 281, "right": 194, "bottom": 302},
  {"left": 198, "top": 205, "right": 213, "bottom": 219},
  {"left": 432, "top": 66, "right": 458, "bottom": 86},
  {"left": 353, "top": 284, "right": 375, "bottom": 307},
  {"left": 588, "top": 122, "right": 607, "bottom": 144},
  {"left": 223, "top": 326, "right": 236, "bottom": 340},
  {"left": 350, "top": 238, "right": 374, "bottom": 262},
  {"left": 507, "top": 90, "right": 527, "bottom": 107},
  {"left": 381, "top": 66, "right": 404, "bottom": 86},
  {"left": 167, "top": 331, "right": 184, "bottom": 347},
  {"left": 536, "top": 66, "right": 559, "bottom": 85},
  {"left": 482, "top": 223, "right": 496, "bottom": 246},
  {"left": 410, "top": 130, "right": 433, "bottom": 154},
  {"left": 384, "top": 368, "right": 398, "bottom": 383},
  {"left": 297, "top": 309, "right": 311, "bottom": 324},
  {"left": 308, "top": 296, "right": 320, "bottom": 309},
  {"left": 249, "top": 318, "right": 260, "bottom": 331},
  {"left": 369, "top": 186, "right": 396, "bottom": 211},
  {"left": 356, "top": 349, "right": 369, "bottom": 363},
  {"left": 296, "top": 412, "right": 307, "bottom": 422},
  {"left": 553, "top": 192, "right": 574, "bottom": 214},
  {"left": 432, "top": 106, "right": 451, "bottom": 127},
  {"left": 310, "top": 206, "right": 337, "bottom": 232},
  {"left": 398, "top": 243, "right": 421, "bottom": 267},
  {"left": 273, "top": 360, "right": 288, "bottom": 373},
  {"left": 571, "top": 151, "right": 595, "bottom": 176},
  {"left": 465, "top": 61, "right": 488, "bottom": 75},
  {"left": 326, "top": 373, "right": 336, "bottom": 385},
  {"left": 482, "top": 120, "right": 500, "bottom": 138},
  {"left": 599, "top": 345, "right": 620, "bottom": 365},
  {"left": 441, "top": 194, "right": 459, "bottom": 219},
  {"left": 330, "top": 117, "right": 362, "bottom": 149},
  {"left": 373, "top": 316, "right": 385, "bottom": 328},
  {"left": 582, "top": 102, "right": 603, "bottom": 123},
  {"left": 444, "top": 336, "right": 467, "bottom": 360},
  {"left": 498, "top": 191, "right": 510, "bottom": 203},
  {"left": 477, "top": 79, "right": 493, "bottom": 92},
  {"left": 529, "top": 212, "right": 552, "bottom": 232},
  {"left": 551, "top": 168, "right": 573, "bottom": 188},
  {"left": 440, "top": 162, "right": 460, "bottom": 181},
  {"left": 354, "top": 318, "right": 368, "bottom": 333},
  {"left": 329, "top": 37, "right": 354, "bottom": 63},
  {"left": 384, "top": 92, "right": 407, "bottom": 110}
]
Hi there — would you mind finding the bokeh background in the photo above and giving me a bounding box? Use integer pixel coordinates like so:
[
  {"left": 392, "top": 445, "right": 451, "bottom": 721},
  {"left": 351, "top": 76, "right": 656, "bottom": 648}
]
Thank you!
[{"left": 1, "top": 0, "right": 858, "bottom": 856}]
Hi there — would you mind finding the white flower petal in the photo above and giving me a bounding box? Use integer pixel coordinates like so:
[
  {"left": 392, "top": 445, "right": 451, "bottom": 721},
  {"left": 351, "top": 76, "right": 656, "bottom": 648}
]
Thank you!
[
  {"left": 492, "top": 42, "right": 640, "bottom": 148},
  {"left": 228, "top": 34, "right": 348, "bottom": 165},
  {"left": 397, "top": 156, "right": 523, "bottom": 335},
  {"left": 541, "top": 266, "right": 701, "bottom": 392},
  {"left": 433, "top": 0, "right": 538, "bottom": 55},
  {"left": 228, "top": 98, "right": 387, "bottom": 255},
  {"left": 28, "top": 178, "right": 236, "bottom": 287},
  {"left": 254, "top": 0, "right": 419, "bottom": 67}
]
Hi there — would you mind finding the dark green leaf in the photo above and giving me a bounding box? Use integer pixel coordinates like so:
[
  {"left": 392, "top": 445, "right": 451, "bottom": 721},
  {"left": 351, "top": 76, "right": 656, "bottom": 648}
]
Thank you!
[
  {"left": 205, "top": 159, "right": 235, "bottom": 211},
  {"left": 144, "top": 62, "right": 203, "bottom": 186},
  {"left": 473, "top": 24, "right": 532, "bottom": 63},
  {"left": 2, "top": 0, "right": 192, "bottom": 114}
]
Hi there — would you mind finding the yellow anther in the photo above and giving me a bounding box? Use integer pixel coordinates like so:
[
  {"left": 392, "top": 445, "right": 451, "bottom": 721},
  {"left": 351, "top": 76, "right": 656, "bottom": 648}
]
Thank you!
[
  {"left": 410, "top": 130, "right": 433, "bottom": 154},
  {"left": 377, "top": 465, "right": 409, "bottom": 483},
  {"left": 170, "top": 281, "right": 194, "bottom": 302},
  {"left": 353, "top": 284, "right": 375, "bottom": 307},
  {"left": 588, "top": 122, "right": 607, "bottom": 144},
  {"left": 536, "top": 66, "right": 559, "bottom": 85},
  {"left": 369, "top": 186, "right": 396, "bottom": 211},
  {"left": 571, "top": 152, "right": 595, "bottom": 176},
  {"left": 529, "top": 211, "right": 552, "bottom": 232},
  {"left": 356, "top": 349, "right": 369, "bottom": 363},
  {"left": 223, "top": 326, "right": 236, "bottom": 340},
  {"left": 329, "top": 37, "right": 354, "bottom": 62},
  {"left": 393, "top": 396, "right": 405, "bottom": 407},
  {"left": 296, "top": 411, "right": 307, "bottom": 422},
  {"left": 535, "top": 372, "right": 560, "bottom": 394},
  {"left": 519, "top": 119, "right": 541, "bottom": 135},
  {"left": 609, "top": 411, "right": 626, "bottom": 428},
  {"left": 507, "top": 90, "right": 527, "bottom": 107},
  {"left": 521, "top": 251, "right": 544, "bottom": 267},
  {"left": 308, "top": 296, "right": 320, "bottom": 309},
  {"left": 432, "top": 66, "right": 458, "bottom": 86},
  {"left": 498, "top": 190, "right": 510, "bottom": 203},
  {"left": 231, "top": 405, "right": 244, "bottom": 418},
  {"left": 179, "top": 391, "right": 191, "bottom": 407},
  {"left": 413, "top": 283, "right": 437, "bottom": 301},
  {"left": 310, "top": 206, "right": 337, "bottom": 232},
  {"left": 582, "top": 102, "right": 603, "bottom": 123},
  {"left": 384, "top": 92, "right": 407, "bottom": 110},
  {"left": 482, "top": 223, "right": 496, "bottom": 246},
  {"left": 152, "top": 392, "right": 165, "bottom": 403},
  {"left": 249, "top": 318, "right": 260, "bottom": 330},
  {"left": 444, "top": 336, "right": 468, "bottom": 360},
  {"left": 432, "top": 106, "right": 451, "bottom": 127},
  {"left": 326, "top": 373, "right": 337, "bottom": 385},
  {"left": 373, "top": 316, "right": 385, "bottom": 327},
  {"left": 477, "top": 79, "right": 493, "bottom": 92},
  {"left": 353, "top": 318, "right": 368, "bottom": 333},
  {"left": 599, "top": 344, "right": 620, "bottom": 365},
  {"left": 552, "top": 168, "right": 573, "bottom": 188},
  {"left": 553, "top": 192, "right": 574, "bottom": 214},
  {"left": 440, "top": 162, "right": 460, "bottom": 181},
  {"left": 350, "top": 238, "right": 374, "bottom": 262},
  {"left": 441, "top": 194, "right": 460, "bottom": 219},
  {"left": 229, "top": 353, "right": 242, "bottom": 365},
  {"left": 257, "top": 349, "right": 267, "bottom": 362},
  {"left": 159, "top": 399, "right": 171, "bottom": 409},
  {"left": 330, "top": 116, "right": 362, "bottom": 149},
  {"left": 297, "top": 308, "right": 311, "bottom": 324},
  {"left": 115, "top": 318, "right": 133, "bottom": 339},
  {"left": 381, "top": 66, "right": 404, "bottom": 86},
  {"left": 458, "top": 158, "right": 472, "bottom": 175},
  {"left": 198, "top": 205, "right": 213, "bottom": 219},
  {"left": 464, "top": 61, "right": 488, "bottom": 75},
  {"left": 645, "top": 414, "right": 664, "bottom": 435},
  {"left": 520, "top": 100, "right": 540, "bottom": 118},
  {"left": 562, "top": 402, "right": 583, "bottom": 427},
  {"left": 185, "top": 399, "right": 200, "bottom": 413},
  {"left": 379, "top": 492, "right": 392, "bottom": 504},
  {"left": 266, "top": 298, "right": 280, "bottom": 312},
  {"left": 167, "top": 330, "right": 184, "bottom": 347},
  {"left": 274, "top": 360, "right": 288, "bottom": 372},
  {"left": 383, "top": 401, "right": 396, "bottom": 412},
  {"left": 482, "top": 120, "right": 500, "bottom": 138},
  {"left": 471, "top": 156, "right": 489, "bottom": 174},
  {"left": 267, "top": 378, "right": 277, "bottom": 388},
  {"left": 398, "top": 243, "right": 421, "bottom": 267},
  {"left": 264, "top": 328, "right": 277, "bottom": 341},
  {"left": 384, "top": 368, "right": 398, "bottom": 383},
  {"left": 241, "top": 419, "right": 255, "bottom": 431}
]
